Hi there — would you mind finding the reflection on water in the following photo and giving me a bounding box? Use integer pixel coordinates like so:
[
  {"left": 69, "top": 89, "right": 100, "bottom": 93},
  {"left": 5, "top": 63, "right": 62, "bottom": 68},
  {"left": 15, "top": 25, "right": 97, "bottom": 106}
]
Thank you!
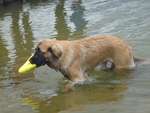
[
  {"left": 0, "top": 37, "right": 9, "bottom": 76},
  {"left": 55, "top": 0, "right": 70, "bottom": 39},
  {"left": 54, "top": 0, "right": 87, "bottom": 39},
  {"left": 21, "top": 70, "right": 130, "bottom": 113},
  {"left": 0, "top": 0, "right": 150, "bottom": 113},
  {"left": 70, "top": 0, "right": 87, "bottom": 38}
]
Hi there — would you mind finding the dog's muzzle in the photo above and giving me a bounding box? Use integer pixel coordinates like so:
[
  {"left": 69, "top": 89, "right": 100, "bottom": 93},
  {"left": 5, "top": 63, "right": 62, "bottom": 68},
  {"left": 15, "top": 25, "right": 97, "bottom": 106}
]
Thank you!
[{"left": 29, "top": 50, "right": 47, "bottom": 67}]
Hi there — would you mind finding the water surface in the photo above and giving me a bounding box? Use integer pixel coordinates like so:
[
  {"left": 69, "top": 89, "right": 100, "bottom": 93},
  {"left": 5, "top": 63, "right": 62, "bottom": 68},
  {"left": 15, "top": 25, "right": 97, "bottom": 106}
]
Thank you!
[{"left": 0, "top": 0, "right": 150, "bottom": 113}]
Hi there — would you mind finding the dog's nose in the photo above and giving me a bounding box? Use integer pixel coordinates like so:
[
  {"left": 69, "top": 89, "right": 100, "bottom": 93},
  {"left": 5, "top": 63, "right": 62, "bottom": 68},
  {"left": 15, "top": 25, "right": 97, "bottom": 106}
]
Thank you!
[{"left": 29, "top": 52, "right": 47, "bottom": 67}]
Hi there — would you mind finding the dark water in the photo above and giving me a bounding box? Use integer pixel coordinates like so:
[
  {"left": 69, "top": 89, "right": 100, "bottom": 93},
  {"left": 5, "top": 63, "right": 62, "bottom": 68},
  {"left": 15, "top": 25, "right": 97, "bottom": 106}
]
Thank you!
[{"left": 0, "top": 0, "right": 150, "bottom": 113}]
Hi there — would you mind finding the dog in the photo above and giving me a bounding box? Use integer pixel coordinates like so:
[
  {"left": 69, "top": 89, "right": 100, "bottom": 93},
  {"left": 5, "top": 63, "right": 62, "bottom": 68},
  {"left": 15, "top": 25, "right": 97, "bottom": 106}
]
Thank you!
[{"left": 30, "top": 35, "right": 137, "bottom": 84}]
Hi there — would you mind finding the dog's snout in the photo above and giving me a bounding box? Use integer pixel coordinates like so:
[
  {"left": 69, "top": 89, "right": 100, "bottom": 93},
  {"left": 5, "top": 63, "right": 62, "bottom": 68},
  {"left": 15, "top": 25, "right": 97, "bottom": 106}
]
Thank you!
[{"left": 29, "top": 49, "right": 47, "bottom": 67}]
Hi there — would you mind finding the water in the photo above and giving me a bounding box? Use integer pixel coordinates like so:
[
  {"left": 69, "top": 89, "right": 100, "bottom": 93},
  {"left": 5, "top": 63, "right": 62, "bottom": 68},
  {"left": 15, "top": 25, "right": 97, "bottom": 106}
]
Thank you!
[{"left": 0, "top": 0, "right": 150, "bottom": 113}]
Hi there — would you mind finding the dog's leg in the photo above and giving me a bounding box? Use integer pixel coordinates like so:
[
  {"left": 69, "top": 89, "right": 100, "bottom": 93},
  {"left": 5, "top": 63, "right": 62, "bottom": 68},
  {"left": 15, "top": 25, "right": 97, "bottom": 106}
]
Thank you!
[
  {"left": 95, "top": 59, "right": 115, "bottom": 70},
  {"left": 67, "top": 60, "right": 86, "bottom": 83},
  {"left": 104, "top": 60, "right": 115, "bottom": 70},
  {"left": 113, "top": 51, "right": 135, "bottom": 69},
  {"left": 63, "top": 66, "right": 86, "bottom": 92}
]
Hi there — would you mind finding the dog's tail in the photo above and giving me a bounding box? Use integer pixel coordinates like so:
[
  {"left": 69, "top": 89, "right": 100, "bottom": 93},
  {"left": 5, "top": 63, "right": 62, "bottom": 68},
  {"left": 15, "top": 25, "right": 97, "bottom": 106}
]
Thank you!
[{"left": 134, "top": 57, "right": 150, "bottom": 65}]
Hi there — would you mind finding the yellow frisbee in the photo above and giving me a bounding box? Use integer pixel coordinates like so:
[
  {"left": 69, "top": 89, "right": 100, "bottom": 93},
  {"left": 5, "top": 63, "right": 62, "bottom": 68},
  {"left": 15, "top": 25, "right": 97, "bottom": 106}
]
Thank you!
[{"left": 18, "top": 56, "right": 37, "bottom": 74}]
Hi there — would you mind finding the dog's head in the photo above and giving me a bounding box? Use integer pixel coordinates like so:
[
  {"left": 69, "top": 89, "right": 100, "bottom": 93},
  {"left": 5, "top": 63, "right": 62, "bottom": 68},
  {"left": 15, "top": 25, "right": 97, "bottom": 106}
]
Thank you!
[{"left": 30, "top": 39, "right": 62, "bottom": 68}]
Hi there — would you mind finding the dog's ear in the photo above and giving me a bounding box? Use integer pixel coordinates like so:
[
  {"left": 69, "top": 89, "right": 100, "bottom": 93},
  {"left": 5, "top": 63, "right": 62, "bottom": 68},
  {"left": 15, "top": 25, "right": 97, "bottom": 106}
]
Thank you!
[{"left": 48, "top": 44, "right": 62, "bottom": 58}]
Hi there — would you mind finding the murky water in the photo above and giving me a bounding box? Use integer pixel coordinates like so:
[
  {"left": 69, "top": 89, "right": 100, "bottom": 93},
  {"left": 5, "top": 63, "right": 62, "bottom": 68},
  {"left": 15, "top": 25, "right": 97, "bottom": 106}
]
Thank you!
[{"left": 0, "top": 0, "right": 150, "bottom": 113}]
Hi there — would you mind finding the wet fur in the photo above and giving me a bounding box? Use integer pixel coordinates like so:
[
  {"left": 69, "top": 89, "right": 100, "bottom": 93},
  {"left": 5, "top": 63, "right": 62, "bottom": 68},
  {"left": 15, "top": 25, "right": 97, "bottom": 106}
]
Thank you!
[{"left": 31, "top": 35, "right": 137, "bottom": 83}]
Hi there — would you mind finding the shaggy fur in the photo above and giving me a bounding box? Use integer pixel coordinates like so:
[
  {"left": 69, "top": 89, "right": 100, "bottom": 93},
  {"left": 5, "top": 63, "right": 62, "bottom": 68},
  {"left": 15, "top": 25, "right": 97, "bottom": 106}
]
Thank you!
[{"left": 31, "top": 35, "right": 135, "bottom": 83}]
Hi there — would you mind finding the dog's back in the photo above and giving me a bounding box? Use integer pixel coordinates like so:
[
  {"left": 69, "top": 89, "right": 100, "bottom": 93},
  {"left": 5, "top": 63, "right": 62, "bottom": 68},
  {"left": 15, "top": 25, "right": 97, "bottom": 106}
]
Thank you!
[{"left": 71, "top": 35, "right": 135, "bottom": 70}]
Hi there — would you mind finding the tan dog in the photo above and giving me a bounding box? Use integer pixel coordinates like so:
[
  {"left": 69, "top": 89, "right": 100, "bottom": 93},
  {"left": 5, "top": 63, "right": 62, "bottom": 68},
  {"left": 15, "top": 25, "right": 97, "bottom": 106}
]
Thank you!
[{"left": 32, "top": 35, "right": 135, "bottom": 83}]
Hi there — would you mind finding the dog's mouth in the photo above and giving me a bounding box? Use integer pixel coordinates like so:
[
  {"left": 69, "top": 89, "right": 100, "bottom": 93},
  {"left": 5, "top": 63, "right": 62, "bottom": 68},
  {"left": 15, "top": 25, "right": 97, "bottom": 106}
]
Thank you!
[
  {"left": 18, "top": 53, "right": 47, "bottom": 74},
  {"left": 29, "top": 50, "right": 47, "bottom": 67},
  {"left": 18, "top": 47, "right": 48, "bottom": 74}
]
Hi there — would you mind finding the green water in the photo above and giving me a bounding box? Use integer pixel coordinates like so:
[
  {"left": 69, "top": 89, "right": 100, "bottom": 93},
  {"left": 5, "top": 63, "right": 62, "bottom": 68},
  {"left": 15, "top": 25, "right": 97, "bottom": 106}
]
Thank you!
[{"left": 0, "top": 0, "right": 150, "bottom": 113}]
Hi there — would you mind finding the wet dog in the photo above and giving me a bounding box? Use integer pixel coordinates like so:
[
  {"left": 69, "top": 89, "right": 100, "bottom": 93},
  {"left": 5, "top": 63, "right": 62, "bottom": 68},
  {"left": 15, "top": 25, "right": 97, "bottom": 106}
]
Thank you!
[{"left": 30, "top": 35, "right": 136, "bottom": 84}]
